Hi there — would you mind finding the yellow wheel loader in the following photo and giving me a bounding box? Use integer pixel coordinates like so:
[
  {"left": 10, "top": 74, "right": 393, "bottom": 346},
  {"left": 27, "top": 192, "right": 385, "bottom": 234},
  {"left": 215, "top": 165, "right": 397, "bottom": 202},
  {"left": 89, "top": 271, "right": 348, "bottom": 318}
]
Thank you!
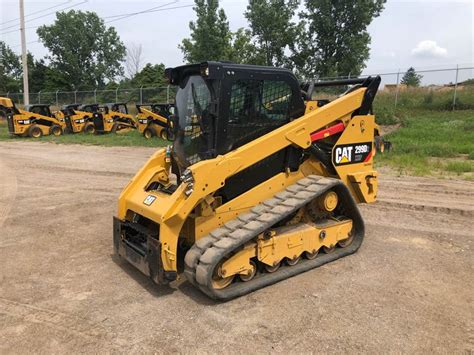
[
  {"left": 92, "top": 102, "right": 137, "bottom": 134},
  {"left": 0, "top": 98, "right": 66, "bottom": 138},
  {"left": 55, "top": 104, "right": 95, "bottom": 134},
  {"left": 114, "top": 62, "right": 381, "bottom": 300},
  {"left": 136, "top": 103, "right": 174, "bottom": 140}
]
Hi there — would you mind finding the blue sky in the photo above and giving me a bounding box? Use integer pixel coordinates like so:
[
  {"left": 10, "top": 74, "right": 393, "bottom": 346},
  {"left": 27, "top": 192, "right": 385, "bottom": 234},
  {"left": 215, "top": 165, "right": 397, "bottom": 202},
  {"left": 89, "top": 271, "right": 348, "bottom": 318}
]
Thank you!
[{"left": 1, "top": 0, "right": 473, "bottom": 84}]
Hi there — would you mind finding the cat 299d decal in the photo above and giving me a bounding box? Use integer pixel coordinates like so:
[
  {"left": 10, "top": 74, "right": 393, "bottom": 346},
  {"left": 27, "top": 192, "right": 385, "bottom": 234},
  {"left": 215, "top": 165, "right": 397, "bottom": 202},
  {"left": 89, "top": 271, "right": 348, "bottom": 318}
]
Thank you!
[{"left": 333, "top": 142, "right": 373, "bottom": 166}]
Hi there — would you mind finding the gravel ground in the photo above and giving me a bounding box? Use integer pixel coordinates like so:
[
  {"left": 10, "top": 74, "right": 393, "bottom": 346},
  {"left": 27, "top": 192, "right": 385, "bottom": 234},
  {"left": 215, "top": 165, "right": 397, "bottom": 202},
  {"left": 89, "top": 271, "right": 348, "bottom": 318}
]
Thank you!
[{"left": 0, "top": 141, "right": 472, "bottom": 353}]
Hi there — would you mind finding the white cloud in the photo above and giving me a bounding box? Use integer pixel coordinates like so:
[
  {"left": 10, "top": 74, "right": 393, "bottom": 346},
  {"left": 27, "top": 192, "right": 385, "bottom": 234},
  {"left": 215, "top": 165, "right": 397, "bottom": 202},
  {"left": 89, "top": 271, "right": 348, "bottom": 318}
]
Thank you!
[{"left": 411, "top": 40, "right": 448, "bottom": 58}]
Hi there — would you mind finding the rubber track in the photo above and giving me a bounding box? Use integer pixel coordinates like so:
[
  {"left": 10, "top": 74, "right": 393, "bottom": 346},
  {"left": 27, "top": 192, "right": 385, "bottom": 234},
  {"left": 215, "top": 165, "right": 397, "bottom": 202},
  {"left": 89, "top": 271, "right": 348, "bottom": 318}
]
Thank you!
[{"left": 184, "top": 175, "right": 365, "bottom": 300}]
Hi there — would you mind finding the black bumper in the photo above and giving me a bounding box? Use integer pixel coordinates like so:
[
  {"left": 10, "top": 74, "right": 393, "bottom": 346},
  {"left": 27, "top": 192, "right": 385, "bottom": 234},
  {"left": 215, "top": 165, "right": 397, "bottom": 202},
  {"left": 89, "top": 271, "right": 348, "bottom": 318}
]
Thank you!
[
  {"left": 113, "top": 217, "right": 177, "bottom": 284},
  {"left": 93, "top": 115, "right": 104, "bottom": 131},
  {"left": 6, "top": 114, "right": 15, "bottom": 134}
]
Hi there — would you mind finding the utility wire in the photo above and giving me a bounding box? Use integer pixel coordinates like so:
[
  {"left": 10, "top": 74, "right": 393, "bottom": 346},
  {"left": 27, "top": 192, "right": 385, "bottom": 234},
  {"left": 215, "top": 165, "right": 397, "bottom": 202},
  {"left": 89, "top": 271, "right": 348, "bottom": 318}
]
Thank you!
[
  {"left": 103, "top": 1, "right": 178, "bottom": 19},
  {"left": 0, "top": 0, "right": 72, "bottom": 26},
  {"left": 7, "top": 3, "right": 193, "bottom": 49},
  {"left": 1, "top": 26, "right": 39, "bottom": 36},
  {"left": 11, "top": 40, "right": 40, "bottom": 49},
  {"left": 1, "top": 1, "right": 193, "bottom": 35},
  {"left": 105, "top": 2, "right": 194, "bottom": 24},
  {"left": 0, "top": 0, "right": 88, "bottom": 32}
]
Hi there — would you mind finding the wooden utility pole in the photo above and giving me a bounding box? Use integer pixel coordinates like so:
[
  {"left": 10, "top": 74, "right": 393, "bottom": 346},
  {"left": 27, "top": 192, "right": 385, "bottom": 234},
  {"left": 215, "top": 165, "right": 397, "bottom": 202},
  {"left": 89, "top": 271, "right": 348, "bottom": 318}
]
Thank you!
[{"left": 19, "top": 0, "right": 29, "bottom": 105}]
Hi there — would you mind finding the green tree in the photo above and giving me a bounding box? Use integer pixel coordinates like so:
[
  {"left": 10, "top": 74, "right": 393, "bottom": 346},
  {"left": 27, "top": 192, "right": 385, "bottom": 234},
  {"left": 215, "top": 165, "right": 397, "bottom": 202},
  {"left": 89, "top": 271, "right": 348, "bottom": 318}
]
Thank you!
[
  {"left": 401, "top": 67, "right": 423, "bottom": 87},
  {"left": 0, "top": 41, "right": 22, "bottom": 93},
  {"left": 227, "top": 28, "right": 264, "bottom": 65},
  {"left": 37, "top": 10, "right": 126, "bottom": 90},
  {"left": 292, "top": 0, "right": 386, "bottom": 77},
  {"left": 180, "top": 0, "right": 233, "bottom": 63},
  {"left": 27, "top": 53, "right": 56, "bottom": 92},
  {"left": 131, "top": 63, "right": 167, "bottom": 87},
  {"left": 245, "top": 0, "right": 299, "bottom": 66}
]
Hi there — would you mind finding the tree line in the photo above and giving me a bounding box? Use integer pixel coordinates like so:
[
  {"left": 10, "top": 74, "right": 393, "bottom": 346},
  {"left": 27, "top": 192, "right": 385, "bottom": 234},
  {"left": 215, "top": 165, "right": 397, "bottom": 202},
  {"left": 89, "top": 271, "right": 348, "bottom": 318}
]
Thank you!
[{"left": 1, "top": 0, "right": 387, "bottom": 94}]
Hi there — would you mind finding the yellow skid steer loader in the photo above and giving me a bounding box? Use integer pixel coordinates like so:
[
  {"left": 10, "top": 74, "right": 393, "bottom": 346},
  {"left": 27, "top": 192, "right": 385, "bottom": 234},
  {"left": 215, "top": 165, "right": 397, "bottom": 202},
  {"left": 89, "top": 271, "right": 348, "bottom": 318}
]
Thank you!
[{"left": 0, "top": 98, "right": 65, "bottom": 138}]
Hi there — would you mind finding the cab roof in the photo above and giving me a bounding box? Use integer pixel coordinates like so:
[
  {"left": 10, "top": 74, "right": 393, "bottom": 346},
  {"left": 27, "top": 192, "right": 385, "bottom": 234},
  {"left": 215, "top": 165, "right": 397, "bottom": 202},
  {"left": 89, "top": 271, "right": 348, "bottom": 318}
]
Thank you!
[{"left": 165, "top": 61, "right": 297, "bottom": 86}]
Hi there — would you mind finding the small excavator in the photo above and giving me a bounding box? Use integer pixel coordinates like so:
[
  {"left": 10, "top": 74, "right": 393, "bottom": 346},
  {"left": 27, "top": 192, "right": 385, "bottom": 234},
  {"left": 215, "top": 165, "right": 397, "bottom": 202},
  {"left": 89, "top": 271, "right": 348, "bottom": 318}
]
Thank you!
[
  {"left": 136, "top": 103, "right": 174, "bottom": 140},
  {"left": 114, "top": 62, "right": 382, "bottom": 300}
]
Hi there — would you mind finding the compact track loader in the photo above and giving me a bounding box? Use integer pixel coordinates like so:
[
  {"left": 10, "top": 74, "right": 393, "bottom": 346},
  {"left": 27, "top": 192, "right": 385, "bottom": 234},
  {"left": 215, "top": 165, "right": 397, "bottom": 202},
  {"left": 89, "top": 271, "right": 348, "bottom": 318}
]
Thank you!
[
  {"left": 136, "top": 103, "right": 174, "bottom": 140},
  {"left": 92, "top": 102, "right": 137, "bottom": 134},
  {"left": 114, "top": 62, "right": 381, "bottom": 300},
  {"left": 55, "top": 104, "right": 95, "bottom": 134},
  {"left": 0, "top": 98, "right": 65, "bottom": 138}
]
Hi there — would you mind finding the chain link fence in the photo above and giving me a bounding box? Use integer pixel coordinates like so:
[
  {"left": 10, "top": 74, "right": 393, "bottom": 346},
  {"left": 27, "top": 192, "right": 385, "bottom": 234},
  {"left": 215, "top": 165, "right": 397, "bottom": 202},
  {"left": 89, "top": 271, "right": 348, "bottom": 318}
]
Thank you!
[
  {"left": 1, "top": 65, "right": 473, "bottom": 112},
  {"left": 2, "top": 86, "right": 175, "bottom": 112},
  {"left": 314, "top": 65, "right": 474, "bottom": 112}
]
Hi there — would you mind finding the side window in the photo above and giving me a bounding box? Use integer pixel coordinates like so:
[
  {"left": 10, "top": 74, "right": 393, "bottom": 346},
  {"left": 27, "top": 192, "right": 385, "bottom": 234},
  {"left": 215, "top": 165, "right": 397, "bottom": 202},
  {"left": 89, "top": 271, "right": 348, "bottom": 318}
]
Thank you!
[
  {"left": 261, "top": 80, "right": 291, "bottom": 121},
  {"left": 229, "top": 79, "right": 292, "bottom": 124},
  {"left": 226, "top": 79, "right": 292, "bottom": 150}
]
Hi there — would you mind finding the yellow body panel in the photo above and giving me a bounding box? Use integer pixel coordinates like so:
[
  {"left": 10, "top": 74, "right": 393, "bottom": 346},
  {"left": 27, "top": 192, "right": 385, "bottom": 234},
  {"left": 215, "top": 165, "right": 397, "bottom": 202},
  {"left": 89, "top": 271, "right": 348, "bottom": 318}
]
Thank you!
[{"left": 99, "top": 110, "right": 136, "bottom": 133}]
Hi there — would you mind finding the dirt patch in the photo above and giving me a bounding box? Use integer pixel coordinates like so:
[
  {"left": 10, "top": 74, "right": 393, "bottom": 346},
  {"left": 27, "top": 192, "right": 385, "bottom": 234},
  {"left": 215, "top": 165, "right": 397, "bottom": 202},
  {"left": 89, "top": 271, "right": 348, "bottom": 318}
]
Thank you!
[
  {"left": 380, "top": 123, "right": 401, "bottom": 136},
  {"left": 0, "top": 141, "right": 472, "bottom": 353}
]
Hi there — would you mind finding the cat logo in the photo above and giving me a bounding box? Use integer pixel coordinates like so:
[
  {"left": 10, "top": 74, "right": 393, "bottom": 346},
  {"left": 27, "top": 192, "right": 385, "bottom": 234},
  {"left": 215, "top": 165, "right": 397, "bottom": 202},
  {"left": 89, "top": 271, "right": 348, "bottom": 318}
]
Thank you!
[
  {"left": 143, "top": 195, "right": 156, "bottom": 206},
  {"left": 335, "top": 146, "right": 353, "bottom": 164},
  {"left": 333, "top": 142, "right": 372, "bottom": 166}
]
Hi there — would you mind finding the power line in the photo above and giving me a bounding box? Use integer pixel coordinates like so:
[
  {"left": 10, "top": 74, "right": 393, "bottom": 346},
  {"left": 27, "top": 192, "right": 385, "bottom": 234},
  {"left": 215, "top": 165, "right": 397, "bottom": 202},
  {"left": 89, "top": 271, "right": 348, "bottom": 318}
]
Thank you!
[
  {"left": 0, "top": 0, "right": 72, "bottom": 26},
  {"left": 11, "top": 40, "right": 40, "bottom": 49},
  {"left": 1, "top": 26, "right": 38, "bottom": 36},
  {"left": 0, "top": 1, "right": 193, "bottom": 36},
  {"left": 104, "top": 2, "right": 194, "bottom": 24},
  {"left": 0, "top": 0, "right": 88, "bottom": 32},
  {"left": 6, "top": 2, "right": 194, "bottom": 50},
  {"left": 103, "top": 1, "right": 178, "bottom": 19}
]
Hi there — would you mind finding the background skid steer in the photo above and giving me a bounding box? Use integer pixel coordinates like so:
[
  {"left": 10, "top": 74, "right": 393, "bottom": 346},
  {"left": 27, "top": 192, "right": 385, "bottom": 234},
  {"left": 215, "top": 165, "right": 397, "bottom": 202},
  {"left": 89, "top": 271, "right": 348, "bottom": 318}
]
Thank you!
[
  {"left": 0, "top": 98, "right": 65, "bottom": 138},
  {"left": 114, "top": 61, "right": 382, "bottom": 300},
  {"left": 93, "top": 102, "right": 137, "bottom": 134},
  {"left": 136, "top": 103, "right": 174, "bottom": 140},
  {"left": 54, "top": 104, "right": 96, "bottom": 134}
]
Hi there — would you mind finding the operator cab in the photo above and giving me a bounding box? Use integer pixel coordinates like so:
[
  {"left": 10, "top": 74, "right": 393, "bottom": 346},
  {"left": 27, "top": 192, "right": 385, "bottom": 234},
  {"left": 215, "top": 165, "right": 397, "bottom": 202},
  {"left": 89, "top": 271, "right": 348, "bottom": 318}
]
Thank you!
[
  {"left": 151, "top": 103, "right": 175, "bottom": 118},
  {"left": 25, "top": 104, "right": 53, "bottom": 118},
  {"left": 105, "top": 103, "right": 128, "bottom": 115},
  {"left": 79, "top": 104, "right": 99, "bottom": 113},
  {"left": 166, "top": 61, "right": 306, "bottom": 201},
  {"left": 61, "top": 104, "right": 81, "bottom": 115},
  {"left": 166, "top": 61, "right": 305, "bottom": 170}
]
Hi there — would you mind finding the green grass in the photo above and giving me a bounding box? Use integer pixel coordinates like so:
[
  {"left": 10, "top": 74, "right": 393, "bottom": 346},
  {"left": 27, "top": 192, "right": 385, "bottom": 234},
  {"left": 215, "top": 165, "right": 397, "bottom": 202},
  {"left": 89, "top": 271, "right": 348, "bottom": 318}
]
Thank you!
[
  {"left": 0, "top": 121, "right": 169, "bottom": 147},
  {"left": 376, "top": 109, "right": 474, "bottom": 179},
  {"left": 445, "top": 161, "right": 473, "bottom": 174}
]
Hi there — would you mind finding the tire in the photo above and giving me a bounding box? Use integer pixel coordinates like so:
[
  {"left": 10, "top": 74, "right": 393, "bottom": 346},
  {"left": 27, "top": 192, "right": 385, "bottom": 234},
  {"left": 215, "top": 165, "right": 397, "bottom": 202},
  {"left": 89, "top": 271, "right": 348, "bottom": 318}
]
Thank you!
[
  {"left": 143, "top": 127, "right": 156, "bottom": 139},
  {"left": 83, "top": 123, "right": 95, "bottom": 134},
  {"left": 28, "top": 125, "right": 43, "bottom": 138},
  {"left": 49, "top": 125, "right": 63, "bottom": 137},
  {"left": 166, "top": 129, "right": 175, "bottom": 141},
  {"left": 160, "top": 129, "right": 169, "bottom": 140}
]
